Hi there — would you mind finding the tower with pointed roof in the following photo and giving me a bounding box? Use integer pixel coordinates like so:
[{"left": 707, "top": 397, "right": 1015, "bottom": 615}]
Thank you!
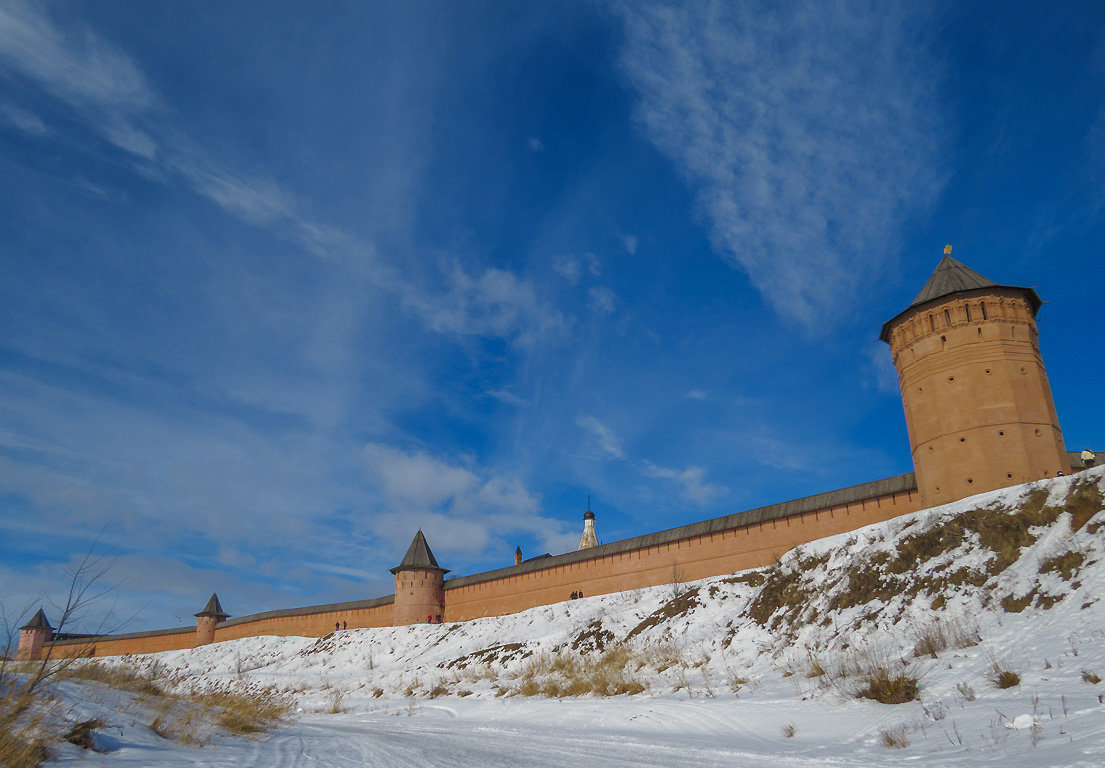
[
  {"left": 880, "top": 248, "right": 1069, "bottom": 508},
  {"left": 390, "top": 530, "right": 450, "bottom": 625},
  {"left": 16, "top": 608, "right": 54, "bottom": 660},
  {"left": 194, "top": 593, "right": 230, "bottom": 646}
]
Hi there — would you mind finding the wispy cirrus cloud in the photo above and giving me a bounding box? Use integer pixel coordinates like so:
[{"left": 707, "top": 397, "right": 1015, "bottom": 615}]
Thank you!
[
  {"left": 404, "top": 262, "right": 569, "bottom": 346},
  {"left": 576, "top": 415, "right": 625, "bottom": 460},
  {"left": 642, "top": 460, "right": 727, "bottom": 504},
  {"left": 0, "top": 103, "right": 51, "bottom": 137},
  {"left": 616, "top": 0, "right": 946, "bottom": 327},
  {"left": 0, "top": 0, "right": 357, "bottom": 262}
]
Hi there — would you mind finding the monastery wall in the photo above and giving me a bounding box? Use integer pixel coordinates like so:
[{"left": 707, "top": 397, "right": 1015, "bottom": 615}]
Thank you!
[
  {"left": 50, "top": 597, "right": 395, "bottom": 659},
  {"left": 443, "top": 476, "right": 920, "bottom": 620},
  {"left": 46, "top": 474, "right": 920, "bottom": 658}
]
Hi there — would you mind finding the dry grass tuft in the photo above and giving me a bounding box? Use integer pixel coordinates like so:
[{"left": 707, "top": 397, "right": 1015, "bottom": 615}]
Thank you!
[
  {"left": 856, "top": 670, "right": 919, "bottom": 705},
  {"left": 55, "top": 660, "right": 167, "bottom": 696},
  {"left": 0, "top": 727, "right": 50, "bottom": 768},
  {"left": 986, "top": 659, "right": 1020, "bottom": 689},
  {"left": 63, "top": 718, "right": 105, "bottom": 751},
  {"left": 879, "top": 726, "right": 909, "bottom": 749},
  {"left": 781, "top": 722, "right": 796, "bottom": 738},
  {"left": 513, "top": 645, "right": 649, "bottom": 697},
  {"left": 1081, "top": 669, "right": 1101, "bottom": 685}
]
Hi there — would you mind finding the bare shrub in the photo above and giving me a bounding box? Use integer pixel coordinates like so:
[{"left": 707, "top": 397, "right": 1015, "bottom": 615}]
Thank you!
[
  {"left": 912, "top": 623, "right": 948, "bottom": 659},
  {"left": 805, "top": 657, "right": 827, "bottom": 678},
  {"left": 726, "top": 670, "right": 748, "bottom": 694},
  {"left": 912, "top": 617, "right": 980, "bottom": 658},
  {"left": 956, "top": 681, "right": 976, "bottom": 701},
  {"left": 327, "top": 689, "right": 345, "bottom": 713},
  {"left": 781, "top": 722, "right": 796, "bottom": 738},
  {"left": 880, "top": 726, "right": 909, "bottom": 749}
]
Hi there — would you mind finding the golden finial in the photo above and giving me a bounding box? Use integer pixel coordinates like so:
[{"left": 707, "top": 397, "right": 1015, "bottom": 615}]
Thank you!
[{"left": 943, "top": 244, "right": 952, "bottom": 255}]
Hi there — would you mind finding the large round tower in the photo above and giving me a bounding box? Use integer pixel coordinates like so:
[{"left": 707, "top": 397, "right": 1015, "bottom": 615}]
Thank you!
[
  {"left": 391, "top": 530, "right": 449, "bottom": 625},
  {"left": 880, "top": 249, "right": 1069, "bottom": 508}
]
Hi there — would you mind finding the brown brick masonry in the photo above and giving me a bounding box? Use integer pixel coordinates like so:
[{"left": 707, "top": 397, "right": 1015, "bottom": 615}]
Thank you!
[{"left": 47, "top": 473, "right": 920, "bottom": 658}]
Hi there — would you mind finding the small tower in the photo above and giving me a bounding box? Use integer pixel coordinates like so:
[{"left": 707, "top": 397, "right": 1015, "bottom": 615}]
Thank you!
[
  {"left": 514, "top": 546, "right": 523, "bottom": 566},
  {"left": 578, "top": 497, "right": 599, "bottom": 550},
  {"left": 880, "top": 249, "right": 1070, "bottom": 508},
  {"left": 194, "top": 593, "right": 229, "bottom": 646},
  {"left": 390, "top": 530, "right": 449, "bottom": 625},
  {"left": 16, "top": 608, "right": 53, "bottom": 661}
]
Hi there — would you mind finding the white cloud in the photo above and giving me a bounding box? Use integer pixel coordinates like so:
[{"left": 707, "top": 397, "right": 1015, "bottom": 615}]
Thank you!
[
  {"left": 0, "top": 0, "right": 156, "bottom": 149},
  {"left": 364, "top": 443, "right": 481, "bottom": 510},
  {"left": 576, "top": 415, "right": 625, "bottom": 460},
  {"left": 643, "top": 460, "right": 727, "bottom": 504},
  {"left": 684, "top": 389, "right": 708, "bottom": 400},
  {"left": 486, "top": 389, "right": 529, "bottom": 407},
  {"left": 554, "top": 254, "right": 582, "bottom": 284},
  {"left": 588, "top": 286, "right": 616, "bottom": 315},
  {"left": 0, "top": 103, "right": 51, "bottom": 136},
  {"left": 405, "top": 262, "right": 568, "bottom": 346},
  {"left": 528, "top": 136, "right": 545, "bottom": 152},
  {"left": 585, "top": 253, "right": 601, "bottom": 276},
  {"left": 362, "top": 443, "right": 573, "bottom": 557},
  {"left": 0, "top": 1, "right": 365, "bottom": 264},
  {"left": 623, "top": 235, "right": 638, "bottom": 255},
  {"left": 617, "top": 0, "right": 946, "bottom": 327}
]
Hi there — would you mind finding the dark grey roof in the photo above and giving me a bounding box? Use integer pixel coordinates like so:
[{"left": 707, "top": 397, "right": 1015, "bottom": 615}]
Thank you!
[
  {"left": 194, "top": 593, "right": 229, "bottom": 619},
  {"left": 910, "top": 256, "right": 997, "bottom": 306},
  {"left": 390, "top": 529, "right": 450, "bottom": 574},
  {"left": 21, "top": 608, "right": 52, "bottom": 630},
  {"left": 880, "top": 255, "right": 1042, "bottom": 342}
]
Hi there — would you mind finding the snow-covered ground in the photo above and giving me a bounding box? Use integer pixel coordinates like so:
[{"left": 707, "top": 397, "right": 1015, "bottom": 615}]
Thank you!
[{"left": 41, "top": 468, "right": 1105, "bottom": 766}]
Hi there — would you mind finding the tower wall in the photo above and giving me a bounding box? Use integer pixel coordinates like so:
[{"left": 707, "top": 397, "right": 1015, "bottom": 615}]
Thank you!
[
  {"left": 393, "top": 569, "right": 445, "bottom": 625},
  {"left": 195, "top": 615, "right": 218, "bottom": 646},
  {"left": 16, "top": 627, "right": 51, "bottom": 661},
  {"left": 885, "top": 287, "right": 1069, "bottom": 507}
]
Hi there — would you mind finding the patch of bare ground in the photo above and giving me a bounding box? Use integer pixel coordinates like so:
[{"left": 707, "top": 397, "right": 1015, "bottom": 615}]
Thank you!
[
  {"left": 625, "top": 587, "right": 702, "bottom": 640},
  {"left": 441, "top": 642, "right": 531, "bottom": 671},
  {"left": 570, "top": 620, "right": 615, "bottom": 653}
]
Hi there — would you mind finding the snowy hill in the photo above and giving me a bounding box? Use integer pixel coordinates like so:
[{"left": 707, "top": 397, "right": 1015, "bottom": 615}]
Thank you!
[{"left": 40, "top": 467, "right": 1105, "bottom": 765}]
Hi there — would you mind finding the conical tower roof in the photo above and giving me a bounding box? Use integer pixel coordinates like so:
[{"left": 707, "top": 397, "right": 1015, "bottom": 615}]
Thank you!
[
  {"left": 390, "top": 529, "right": 450, "bottom": 575},
  {"left": 21, "top": 608, "right": 52, "bottom": 630},
  {"left": 880, "top": 252, "right": 1041, "bottom": 342},
  {"left": 909, "top": 255, "right": 997, "bottom": 306},
  {"left": 194, "top": 593, "right": 230, "bottom": 619}
]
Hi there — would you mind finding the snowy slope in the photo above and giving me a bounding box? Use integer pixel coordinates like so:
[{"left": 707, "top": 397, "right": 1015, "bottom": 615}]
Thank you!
[{"left": 46, "top": 467, "right": 1105, "bottom": 766}]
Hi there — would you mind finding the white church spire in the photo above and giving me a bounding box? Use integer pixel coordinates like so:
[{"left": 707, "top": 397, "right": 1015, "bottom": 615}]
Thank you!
[{"left": 578, "top": 496, "right": 598, "bottom": 550}]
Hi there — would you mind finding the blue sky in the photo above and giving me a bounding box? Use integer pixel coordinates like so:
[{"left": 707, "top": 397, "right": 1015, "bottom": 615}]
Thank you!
[{"left": 1, "top": 0, "right": 1103, "bottom": 633}]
